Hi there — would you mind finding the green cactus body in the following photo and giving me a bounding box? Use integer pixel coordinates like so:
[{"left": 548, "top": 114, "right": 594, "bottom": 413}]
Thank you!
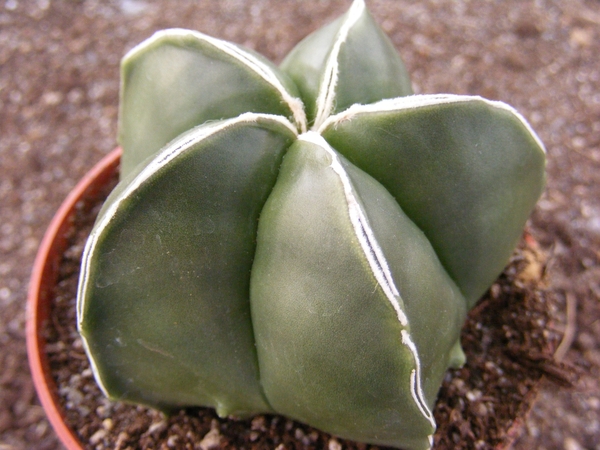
[{"left": 77, "top": 1, "right": 545, "bottom": 448}]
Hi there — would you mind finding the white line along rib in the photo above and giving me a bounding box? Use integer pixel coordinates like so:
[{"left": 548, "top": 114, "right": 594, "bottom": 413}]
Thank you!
[
  {"left": 125, "top": 29, "right": 307, "bottom": 133},
  {"left": 312, "top": 0, "right": 365, "bottom": 131},
  {"left": 77, "top": 113, "right": 297, "bottom": 395},
  {"left": 402, "top": 330, "right": 436, "bottom": 430},
  {"left": 299, "top": 131, "right": 407, "bottom": 326},
  {"left": 318, "top": 94, "right": 547, "bottom": 154},
  {"left": 78, "top": 112, "right": 296, "bottom": 320},
  {"left": 298, "top": 131, "right": 435, "bottom": 428}
]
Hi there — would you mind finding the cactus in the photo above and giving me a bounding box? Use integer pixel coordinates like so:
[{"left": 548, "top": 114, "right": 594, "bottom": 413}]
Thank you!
[{"left": 76, "top": 1, "right": 546, "bottom": 449}]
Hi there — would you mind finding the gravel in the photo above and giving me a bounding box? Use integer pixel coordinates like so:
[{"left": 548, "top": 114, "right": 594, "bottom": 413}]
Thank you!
[{"left": 1, "top": 1, "right": 599, "bottom": 449}]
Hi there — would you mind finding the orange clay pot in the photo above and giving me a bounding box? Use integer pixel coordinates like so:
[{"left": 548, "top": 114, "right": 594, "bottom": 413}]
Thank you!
[{"left": 26, "top": 148, "right": 121, "bottom": 450}]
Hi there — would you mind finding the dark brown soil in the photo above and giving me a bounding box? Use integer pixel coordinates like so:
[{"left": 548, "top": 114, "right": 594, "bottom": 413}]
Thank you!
[
  {"left": 2, "top": 1, "right": 600, "bottom": 449},
  {"left": 41, "top": 165, "right": 570, "bottom": 449}
]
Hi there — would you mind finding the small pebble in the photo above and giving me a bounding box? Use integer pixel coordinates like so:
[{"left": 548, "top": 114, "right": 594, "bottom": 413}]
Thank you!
[
  {"left": 102, "top": 418, "right": 113, "bottom": 430},
  {"left": 145, "top": 420, "right": 167, "bottom": 435},
  {"left": 329, "top": 438, "right": 342, "bottom": 450},
  {"left": 251, "top": 415, "right": 266, "bottom": 431},
  {"left": 474, "top": 440, "right": 487, "bottom": 450},
  {"left": 466, "top": 389, "right": 482, "bottom": 402},
  {"left": 198, "top": 422, "right": 221, "bottom": 450},
  {"left": 563, "top": 436, "right": 584, "bottom": 450},
  {"left": 115, "top": 431, "right": 129, "bottom": 449},
  {"left": 245, "top": 430, "right": 257, "bottom": 441},
  {"left": 474, "top": 401, "right": 488, "bottom": 416},
  {"left": 89, "top": 428, "right": 107, "bottom": 445},
  {"left": 167, "top": 434, "right": 179, "bottom": 448},
  {"left": 294, "top": 428, "right": 305, "bottom": 440}
]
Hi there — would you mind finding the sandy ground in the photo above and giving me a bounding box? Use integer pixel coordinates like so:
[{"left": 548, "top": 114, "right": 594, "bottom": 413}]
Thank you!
[{"left": 1, "top": 1, "right": 599, "bottom": 449}]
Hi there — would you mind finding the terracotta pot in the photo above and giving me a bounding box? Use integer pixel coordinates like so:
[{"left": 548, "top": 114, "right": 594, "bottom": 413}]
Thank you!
[
  {"left": 26, "top": 148, "right": 121, "bottom": 450},
  {"left": 25, "top": 146, "right": 554, "bottom": 449}
]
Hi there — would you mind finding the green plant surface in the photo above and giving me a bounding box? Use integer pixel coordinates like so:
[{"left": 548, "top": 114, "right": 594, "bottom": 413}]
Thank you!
[
  {"left": 79, "top": 115, "right": 296, "bottom": 416},
  {"left": 77, "top": 1, "right": 545, "bottom": 448},
  {"left": 320, "top": 96, "right": 546, "bottom": 306}
]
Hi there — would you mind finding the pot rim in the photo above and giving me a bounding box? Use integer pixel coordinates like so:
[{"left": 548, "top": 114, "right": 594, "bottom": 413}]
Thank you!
[{"left": 26, "top": 148, "right": 121, "bottom": 450}]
